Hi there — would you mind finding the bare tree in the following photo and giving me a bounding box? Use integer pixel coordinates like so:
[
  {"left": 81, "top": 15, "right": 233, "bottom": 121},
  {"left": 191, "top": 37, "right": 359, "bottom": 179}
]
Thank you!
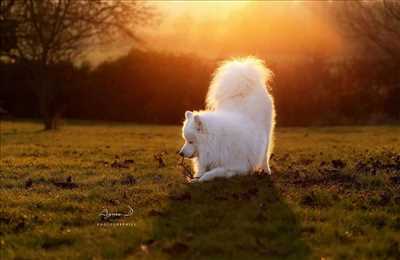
[
  {"left": 0, "top": 0, "right": 15, "bottom": 18},
  {"left": 338, "top": 0, "right": 400, "bottom": 120},
  {"left": 6, "top": 0, "right": 155, "bottom": 129},
  {"left": 0, "top": 0, "right": 17, "bottom": 54},
  {"left": 339, "top": 0, "right": 400, "bottom": 63}
]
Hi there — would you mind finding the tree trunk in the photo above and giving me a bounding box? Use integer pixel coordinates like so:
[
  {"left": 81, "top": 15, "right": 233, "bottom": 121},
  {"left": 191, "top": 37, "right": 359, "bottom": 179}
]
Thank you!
[
  {"left": 37, "top": 62, "right": 60, "bottom": 130},
  {"left": 39, "top": 90, "right": 62, "bottom": 130},
  {"left": 43, "top": 114, "right": 59, "bottom": 130}
]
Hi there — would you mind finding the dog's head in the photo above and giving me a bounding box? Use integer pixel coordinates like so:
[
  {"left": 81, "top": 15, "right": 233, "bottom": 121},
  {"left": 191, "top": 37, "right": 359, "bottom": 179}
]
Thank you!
[{"left": 179, "top": 111, "right": 204, "bottom": 159}]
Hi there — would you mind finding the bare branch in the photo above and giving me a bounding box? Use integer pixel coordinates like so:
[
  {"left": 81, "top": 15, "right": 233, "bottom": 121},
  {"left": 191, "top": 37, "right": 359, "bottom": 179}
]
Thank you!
[
  {"left": 338, "top": 0, "right": 400, "bottom": 63},
  {"left": 8, "top": 0, "right": 155, "bottom": 64}
]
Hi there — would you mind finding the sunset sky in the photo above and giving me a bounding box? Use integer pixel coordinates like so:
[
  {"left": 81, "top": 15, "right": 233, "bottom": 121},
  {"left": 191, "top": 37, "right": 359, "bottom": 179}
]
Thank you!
[{"left": 89, "top": 1, "right": 345, "bottom": 65}]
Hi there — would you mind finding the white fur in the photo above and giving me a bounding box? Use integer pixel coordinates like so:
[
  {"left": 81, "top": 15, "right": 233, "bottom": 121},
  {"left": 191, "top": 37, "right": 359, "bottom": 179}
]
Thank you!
[{"left": 179, "top": 57, "right": 275, "bottom": 182}]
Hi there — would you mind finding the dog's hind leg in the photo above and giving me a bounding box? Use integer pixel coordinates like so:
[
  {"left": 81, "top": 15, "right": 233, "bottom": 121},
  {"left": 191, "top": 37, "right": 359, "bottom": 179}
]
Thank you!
[
  {"left": 259, "top": 136, "right": 267, "bottom": 167},
  {"left": 260, "top": 133, "right": 272, "bottom": 175},
  {"left": 264, "top": 160, "right": 272, "bottom": 175}
]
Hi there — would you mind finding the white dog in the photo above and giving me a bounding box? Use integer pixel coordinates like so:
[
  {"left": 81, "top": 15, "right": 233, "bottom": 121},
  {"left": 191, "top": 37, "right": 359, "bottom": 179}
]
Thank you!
[{"left": 179, "top": 57, "right": 275, "bottom": 182}]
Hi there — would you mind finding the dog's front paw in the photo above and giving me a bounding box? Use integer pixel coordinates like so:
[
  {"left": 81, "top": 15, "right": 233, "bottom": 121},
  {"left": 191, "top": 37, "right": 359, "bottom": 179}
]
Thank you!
[{"left": 198, "top": 174, "right": 212, "bottom": 182}]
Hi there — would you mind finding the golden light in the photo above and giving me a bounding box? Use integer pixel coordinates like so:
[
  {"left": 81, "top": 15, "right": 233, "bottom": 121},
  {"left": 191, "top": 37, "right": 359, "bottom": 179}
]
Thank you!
[
  {"left": 90, "top": 1, "right": 344, "bottom": 64},
  {"left": 144, "top": 1, "right": 343, "bottom": 59}
]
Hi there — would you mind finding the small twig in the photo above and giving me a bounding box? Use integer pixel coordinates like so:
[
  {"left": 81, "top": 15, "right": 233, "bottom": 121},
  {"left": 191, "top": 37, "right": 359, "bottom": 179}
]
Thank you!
[
  {"left": 154, "top": 151, "right": 166, "bottom": 168},
  {"left": 177, "top": 157, "right": 194, "bottom": 182}
]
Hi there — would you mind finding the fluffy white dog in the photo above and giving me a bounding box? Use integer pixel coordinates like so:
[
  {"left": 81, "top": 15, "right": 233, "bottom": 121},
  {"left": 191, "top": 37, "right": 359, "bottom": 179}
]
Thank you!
[{"left": 179, "top": 57, "right": 275, "bottom": 182}]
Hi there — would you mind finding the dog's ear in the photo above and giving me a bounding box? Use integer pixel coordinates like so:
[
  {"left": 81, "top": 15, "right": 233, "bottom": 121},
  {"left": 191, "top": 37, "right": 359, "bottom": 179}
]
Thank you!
[
  {"left": 185, "top": 111, "right": 193, "bottom": 119},
  {"left": 193, "top": 115, "right": 203, "bottom": 132}
]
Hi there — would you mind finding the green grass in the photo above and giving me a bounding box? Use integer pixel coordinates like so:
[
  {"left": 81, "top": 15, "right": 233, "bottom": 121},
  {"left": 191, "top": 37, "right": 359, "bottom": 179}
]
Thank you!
[{"left": 1, "top": 120, "right": 400, "bottom": 259}]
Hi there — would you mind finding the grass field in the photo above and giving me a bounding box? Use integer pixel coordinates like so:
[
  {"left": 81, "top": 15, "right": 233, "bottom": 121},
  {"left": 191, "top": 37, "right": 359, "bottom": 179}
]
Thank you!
[{"left": 1, "top": 120, "right": 400, "bottom": 259}]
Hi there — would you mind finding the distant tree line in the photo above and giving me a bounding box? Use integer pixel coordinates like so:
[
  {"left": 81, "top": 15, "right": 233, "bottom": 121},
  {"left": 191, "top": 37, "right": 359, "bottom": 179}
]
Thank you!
[{"left": 1, "top": 48, "right": 399, "bottom": 126}]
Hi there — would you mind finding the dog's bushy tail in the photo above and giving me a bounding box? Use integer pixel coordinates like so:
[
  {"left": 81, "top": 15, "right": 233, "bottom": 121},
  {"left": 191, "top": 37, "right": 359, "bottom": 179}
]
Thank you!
[
  {"left": 206, "top": 56, "right": 273, "bottom": 111},
  {"left": 206, "top": 56, "right": 275, "bottom": 162}
]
